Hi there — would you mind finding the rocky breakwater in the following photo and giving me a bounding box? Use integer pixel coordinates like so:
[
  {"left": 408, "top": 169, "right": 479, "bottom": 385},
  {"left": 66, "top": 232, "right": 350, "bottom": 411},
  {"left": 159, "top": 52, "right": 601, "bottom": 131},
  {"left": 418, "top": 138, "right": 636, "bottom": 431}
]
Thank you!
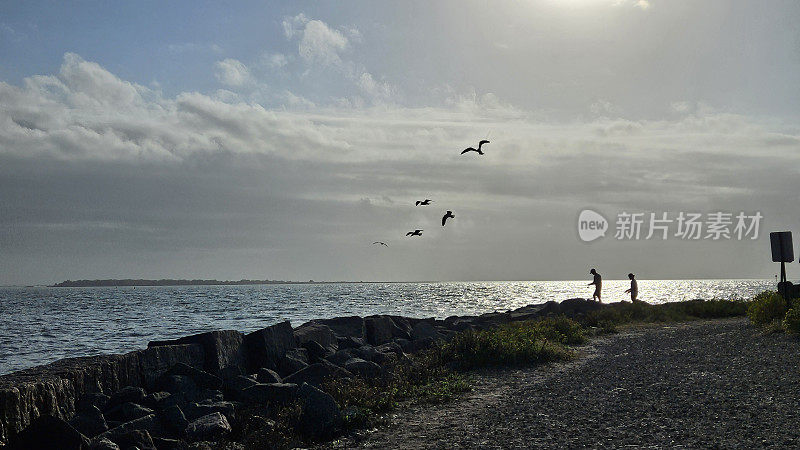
[{"left": 0, "top": 297, "right": 602, "bottom": 448}]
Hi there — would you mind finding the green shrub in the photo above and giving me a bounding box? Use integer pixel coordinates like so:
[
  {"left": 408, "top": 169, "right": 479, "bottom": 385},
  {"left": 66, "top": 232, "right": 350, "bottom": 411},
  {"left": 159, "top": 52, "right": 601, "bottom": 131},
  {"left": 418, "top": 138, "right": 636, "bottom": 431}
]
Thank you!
[
  {"left": 747, "top": 291, "right": 787, "bottom": 326},
  {"left": 783, "top": 307, "right": 800, "bottom": 334},
  {"left": 435, "top": 318, "right": 577, "bottom": 371}
]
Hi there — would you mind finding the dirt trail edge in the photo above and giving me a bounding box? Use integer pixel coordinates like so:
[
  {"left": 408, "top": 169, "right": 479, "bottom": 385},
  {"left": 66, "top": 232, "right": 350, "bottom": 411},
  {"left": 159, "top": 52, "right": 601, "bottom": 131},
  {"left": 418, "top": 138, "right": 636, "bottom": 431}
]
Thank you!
[{"left": 323, "top": 318, "right": 800, "bottom": 449}]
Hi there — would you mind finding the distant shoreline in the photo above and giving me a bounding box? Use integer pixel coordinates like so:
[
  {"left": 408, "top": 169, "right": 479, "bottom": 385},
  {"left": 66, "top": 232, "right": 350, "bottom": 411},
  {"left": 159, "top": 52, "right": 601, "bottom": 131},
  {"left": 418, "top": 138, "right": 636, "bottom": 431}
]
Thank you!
[{"left": 49, "top": 279, "right": 327, "bottom": 287}]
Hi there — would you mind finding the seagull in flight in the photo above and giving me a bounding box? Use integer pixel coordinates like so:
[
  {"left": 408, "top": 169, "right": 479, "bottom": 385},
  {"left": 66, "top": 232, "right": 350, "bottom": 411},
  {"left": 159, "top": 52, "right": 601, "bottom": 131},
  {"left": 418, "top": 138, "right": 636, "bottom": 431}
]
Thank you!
[
  {"left": 406, "top": 229, "right": 423, "bottom": 237},
  {"left": 372, "top": 241, "right": 388, "bottom": 247},
  {"left": 415, "top": 199, "right": 433, "bottom": 206},
  {"left": 441, "top": 211, "right": 455, "bottom": 226},
  {"left": 461, "top": 140, "right": 490, "bottom": 155}
]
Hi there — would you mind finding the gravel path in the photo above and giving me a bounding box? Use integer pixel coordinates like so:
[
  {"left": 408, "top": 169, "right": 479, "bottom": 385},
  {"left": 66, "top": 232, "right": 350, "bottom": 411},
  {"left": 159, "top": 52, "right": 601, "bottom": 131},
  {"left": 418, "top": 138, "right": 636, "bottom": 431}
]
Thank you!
[{"left": 323, "top": 318, "right": 800, "bottom": 449}]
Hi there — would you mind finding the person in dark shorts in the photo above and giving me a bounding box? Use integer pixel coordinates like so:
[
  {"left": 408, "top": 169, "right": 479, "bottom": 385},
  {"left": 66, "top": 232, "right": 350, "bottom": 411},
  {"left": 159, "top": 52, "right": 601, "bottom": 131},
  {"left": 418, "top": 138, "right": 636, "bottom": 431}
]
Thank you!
[
  {"left": 588, "top": 268, "right": 602, "bottom": 303},
  {"left": 625, "top": 273, "right": 638, "bottom": 302}
]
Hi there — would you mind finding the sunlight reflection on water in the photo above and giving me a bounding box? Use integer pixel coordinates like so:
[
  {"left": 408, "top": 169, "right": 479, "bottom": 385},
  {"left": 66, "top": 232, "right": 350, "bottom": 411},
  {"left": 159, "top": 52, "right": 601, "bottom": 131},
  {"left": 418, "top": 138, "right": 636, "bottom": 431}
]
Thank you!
[{"left": 0, "top": 279, "right": 773, "bottom": 374}]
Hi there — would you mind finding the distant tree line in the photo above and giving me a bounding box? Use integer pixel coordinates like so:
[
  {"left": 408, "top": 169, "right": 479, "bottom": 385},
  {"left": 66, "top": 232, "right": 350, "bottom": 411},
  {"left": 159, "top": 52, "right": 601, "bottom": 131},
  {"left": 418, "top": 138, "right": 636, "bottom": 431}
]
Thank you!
[{"left": 51, "top": 279, "right": 318, "bottom": 287}]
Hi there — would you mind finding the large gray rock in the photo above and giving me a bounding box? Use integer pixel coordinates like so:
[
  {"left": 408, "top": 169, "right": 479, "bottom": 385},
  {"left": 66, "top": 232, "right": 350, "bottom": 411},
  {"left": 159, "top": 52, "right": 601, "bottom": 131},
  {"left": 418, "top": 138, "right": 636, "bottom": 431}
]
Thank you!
[
  {"left": 104, "top": 401, "right": 153, "bottom": 423},
  {"left": 69, "top": 404, "right": 108, "bottom": 437},
  {"left": 343, "top": 358, "right": 383, "bottom": 379},
  {"left": 149, "top": 330, "right": 247, "bottom": 375},
  {"left": 158, "top": 404, "right": 188, "bottom": 434},
  {"left": 559, "top": 297, "right": 601, "bottom": 316},
  {"left": 97, "top": 414, "right": 161, "bottom": 442},
  {"left": 185, "top": 412, "right": 231, "bottom": 442},
  {"left": 185, "top": 401, "right": 236, "bottom": 423},
  {"left": 364, "top": 315, "right": 411, "bottom": 345},
  {"left": 276, "top": 355, "right": 308, "bottom": 378},
  {"left": 283, "top": 361, "right": 353, "bottom": 388},
  {"left": 301, "top": 339, "right": 330, "bottom": 364},
  {"left": 0, "top": 343, "right": 202, "bottom": 445},
  {"left": 224, "top": 375, "right": 259, "bottom": 399},
  {"left": 106, "top": 386, "right": 146, "bottom": 410},
  {"left": 155, "top": 375, "right": 200, "bottom": 403},
  {"left": 243, "top": 321, "right": 296, "bottom": 372},
  {"left": 297, "top": 383, "right": 342, "bottom": 439},
  {"left": 7, "top": 415, "right": 90, "bottom": 450},
  {"left": 164, "top": 363, "right": 222, "bottom": 391},
  {"left": 89, "top": 437, "right": 120, "bottom": 450},
  {"left": 239, "top": 383, "right": 299, "bottom": 405},
  {"left": 311, "top": 316, "right": 366, "bottom": 339},
  {"left": 294, "top": 323, "right": 338, "bottom": 352},
  {"left": 325, "top": 349, "right": 356, "bottom": 367},
  {"left": 255, "top": 368, "right": 282, "bottom": 384},
  {"left": 77, "top": 392, "right": 110, "bottom": 413},
  {"left": 411, "top": 321, "right": 442, "bottom": 341},
  {"left": 115, "top": 429, "right": 156, "bottom": 450}
]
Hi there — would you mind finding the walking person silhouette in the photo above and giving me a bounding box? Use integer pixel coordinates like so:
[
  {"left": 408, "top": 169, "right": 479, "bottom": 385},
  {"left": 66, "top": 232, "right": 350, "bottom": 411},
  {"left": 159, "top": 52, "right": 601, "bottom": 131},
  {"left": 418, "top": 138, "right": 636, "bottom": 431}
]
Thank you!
[
  {"left": 588, "top": 269, "right": 602, "bottom": 303},
  {"left": 625, "top": 273, "right": 638, "bottom": 302}
]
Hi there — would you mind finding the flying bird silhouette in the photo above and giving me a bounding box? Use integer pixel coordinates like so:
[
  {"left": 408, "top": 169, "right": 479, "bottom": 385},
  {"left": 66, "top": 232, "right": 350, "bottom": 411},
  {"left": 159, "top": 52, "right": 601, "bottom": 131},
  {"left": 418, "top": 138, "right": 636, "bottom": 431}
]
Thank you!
[
  {"left": 441, "top": 211, "right": 455, "bottom": 226},
  {"left": 372, "top": 241, "right": 388, "bottom": 247},
  {"left": 461, "top": 140, "right": 490, "bottom": 155},
  {"left": 406, "top": 229, "right": 423, "bottom": 237},
  {"left": 415, "top": 199, "right": 433, "bottom": 206}
]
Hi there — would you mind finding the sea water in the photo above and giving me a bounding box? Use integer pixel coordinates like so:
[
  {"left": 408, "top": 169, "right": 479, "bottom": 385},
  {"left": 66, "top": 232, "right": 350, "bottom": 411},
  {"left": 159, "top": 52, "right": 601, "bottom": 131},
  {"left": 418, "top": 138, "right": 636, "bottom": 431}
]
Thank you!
[{"left": 0, "top": 279, "right": 773, "bottom": 375}]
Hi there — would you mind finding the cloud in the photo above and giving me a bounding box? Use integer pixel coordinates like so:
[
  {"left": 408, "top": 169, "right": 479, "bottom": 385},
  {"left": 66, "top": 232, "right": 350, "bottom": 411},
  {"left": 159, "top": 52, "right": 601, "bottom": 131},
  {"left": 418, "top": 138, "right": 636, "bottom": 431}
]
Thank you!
[
  {"left": 214, "top": 58, "right": 251, "bottom": 87},
  {"left": 296, "top": 19, "right": 349, "bottom": 66},
  {"left": 1, "top": 53, "right": 797, "bottom": 283},
  {"left": 264, "top": 53, "right": 289, "bottom": 69}
]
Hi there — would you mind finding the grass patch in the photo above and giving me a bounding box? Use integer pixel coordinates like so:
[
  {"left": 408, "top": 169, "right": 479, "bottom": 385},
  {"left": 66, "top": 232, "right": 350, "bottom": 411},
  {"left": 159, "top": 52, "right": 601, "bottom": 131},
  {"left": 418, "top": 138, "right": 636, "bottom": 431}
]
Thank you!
[{"left": 579, "top": 299, "right": 747, "bottom": 330}]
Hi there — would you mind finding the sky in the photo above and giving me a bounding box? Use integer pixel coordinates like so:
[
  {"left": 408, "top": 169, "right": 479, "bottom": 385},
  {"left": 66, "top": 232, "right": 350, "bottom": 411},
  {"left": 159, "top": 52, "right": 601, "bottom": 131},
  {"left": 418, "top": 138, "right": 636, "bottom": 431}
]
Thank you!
[{"left": 0, "top": 0, "right": 799, "bottom": 285}]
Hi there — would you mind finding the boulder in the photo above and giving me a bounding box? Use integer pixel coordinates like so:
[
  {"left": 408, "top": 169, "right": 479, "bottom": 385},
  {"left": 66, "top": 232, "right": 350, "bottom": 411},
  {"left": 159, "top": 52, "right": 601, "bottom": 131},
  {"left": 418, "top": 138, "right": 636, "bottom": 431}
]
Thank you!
[
  {"left": 69, "top": 404, "right": 108, "bottom": 437},
  {"left": 158, "top": 404, "right": 188, "bottom": 434},
  {"left": 89, "top": 437, "right": 120, "bottom": 450},
  {"left": 115, "top": 429, "right": 156, "bottom": 450},
  {"left": 376, "top": 342, "right": 404, "bottom": 356},
  {"left": 411, "top": 321, "right": 442, "bottom": 341},
  {"left": 239, "top": 383, "right": 299, "bottom": 405},
  {"left": 294, "top": 323, "right": 338, "bottom": 352},
  {"left": 255, "top": 368, "right": 282, "bottom": 384},
  {"left": 286, "top": 348, "right": 309, "bottom": 364},
  {"left": 104, "top": 402, "right": 154, "bottom": 423},
  {"left": 149, "top": 330, "right": 247, "bottom": 374},
  {"left": 537, "top": 301, "right": 561, "bottom": 316},
  {"left": 97, "top": 414, "right": 161, "bottom": 443},
  {"left": 336, "top": 336, "right": 365, "bottom": 350},
  {"left": 364, "top": 315, "right": 410, "bottom": 345},
  {"left": 224, "top": 375, "right": 259, "bottom": 398},
  {"left": 325, "top": 349, "right": 356, "bottom": 367},
  {"left": 243, "top": 321, "right": 296, "bottom": 372},
  {"left": 297, "top": 383, "right": 342, "bottom": 439},
  {"left": 185, "top": 401, "right": 236, "bottom": 423},
  {"left": 276, "top": 355, "right": 308, "bottom": 378},
  {"left": 151, "top": 437, "right": 189, "bottom": 450},
  {"left": 155, "top": 375, "right": 200, "bottom": 402},
  {"left": 343, "top": 358, "right": 383, "bottom": 379},
  {"left": 283, "top": 361, "right": 353, "bottom": 388},
  {"left": 185, "top": 412, "right": 231, "bottom": 442},
  {"left": 197, "top": 389, "right": 223, "bottom": 403},
  {"left": 0, "top": 344, "right": 201, "bottom": 446},
  {"left": 164, "top": 363, "right": 223, "bottom": 391},
  {"left": 352, "top": 345, "right": 380, "bottom": 363},
  {"left": 301, "top": 340, "right": 330, "bottom": 364},
  {"left": 106, "top": 386, "right": 146, "bottom": 410},
  {"left": 142, "top": 391, "right": 171, "bottom": 409},
  {"left": 7, "top": 415, "right": 90, "bottom": 450},
  {"left": 312, "top": 316, "right": 366, "bottom": 339},
  {"left": 559, "top": 298, "right": 601, "bottom": 316},
  {"left": 77, "top": 392, "right": 111, "bottom": 413}
]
